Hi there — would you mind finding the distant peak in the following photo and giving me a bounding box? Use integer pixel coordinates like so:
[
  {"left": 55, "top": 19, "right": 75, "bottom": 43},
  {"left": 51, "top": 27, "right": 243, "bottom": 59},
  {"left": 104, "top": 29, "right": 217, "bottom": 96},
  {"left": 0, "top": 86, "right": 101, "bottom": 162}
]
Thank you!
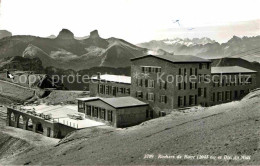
[
  {"left": 57, "top": 29, "right": 74, "bottom": 39},
  {"left": 89, "top": 30, "right": 100, "bottom": 38}
]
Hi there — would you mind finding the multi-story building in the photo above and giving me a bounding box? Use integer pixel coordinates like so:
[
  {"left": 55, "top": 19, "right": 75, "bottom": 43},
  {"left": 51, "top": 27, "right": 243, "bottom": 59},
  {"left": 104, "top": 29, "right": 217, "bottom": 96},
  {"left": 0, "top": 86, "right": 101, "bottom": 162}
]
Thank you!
[
  {"left": 86, "top": 54, "right": 258, "bottom": 122},
  {"left": 89, "top": 74, "right": 131, "bottom": 98},
  {"left": 130, "top": 54, "right": 212, "bottom": 118},
  {"left": 210, "top": 66, "right": 257, "bottom": 105}
]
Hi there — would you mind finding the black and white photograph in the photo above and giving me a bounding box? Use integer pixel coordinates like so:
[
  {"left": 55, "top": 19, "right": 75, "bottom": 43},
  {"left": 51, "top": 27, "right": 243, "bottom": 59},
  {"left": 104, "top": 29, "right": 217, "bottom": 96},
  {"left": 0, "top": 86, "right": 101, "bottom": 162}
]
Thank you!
[{"left": 0, "top": 0, "right": 259, "bottom": 165}]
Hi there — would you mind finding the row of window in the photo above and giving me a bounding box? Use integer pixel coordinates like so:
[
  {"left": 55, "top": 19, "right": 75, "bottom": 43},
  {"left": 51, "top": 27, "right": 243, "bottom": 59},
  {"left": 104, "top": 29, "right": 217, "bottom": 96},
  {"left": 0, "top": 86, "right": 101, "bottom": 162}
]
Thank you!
[
  {"left": 212, "top": 90, "right": 249, "bottom": 102},
  {"left": 213, "top": 78, "right": 253, "bottom": 87},
  {"left": 199, "top": 63, "right": 210, "bottom": 69},
  {"left": 137, "top": 79, "right": 167, "bottom": 89},
  {"left": 178, "top": 95, "right": 197, "bottom": 107},
  {"left": 179, "top": 68, "right": 198, "bottom": 76},
  {"left": 135, "top": 91, "right": 167, "bottom": 103},
  {"left": 198, "top": 88, "right": 207, "bottom": 98},
  {"left": 178, "top": 82, "right": 197, "bottom": 90},
  {"left": 141, "top": 66, "right": 162, "bottom": 73},
  {"left": 98, "top": 84, "right": 130, "bottom": 96},
  {"left": 137, "top": 79, "right": 155, "bottom": 88},
  {"left": 85, "top": 105, "right": 113, "bottom": 122}
]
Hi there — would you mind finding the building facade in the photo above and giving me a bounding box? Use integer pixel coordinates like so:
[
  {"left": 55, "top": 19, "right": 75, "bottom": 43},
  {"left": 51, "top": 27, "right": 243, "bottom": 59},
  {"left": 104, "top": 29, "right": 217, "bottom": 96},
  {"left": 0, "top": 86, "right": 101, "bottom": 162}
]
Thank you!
[
  {"left": 130, "top": 54, "right": 212, "bottom": 117},
  {"left": 89, "top": 74, "right": 131, "bottom": 98},
  {"left": 210, "top": 66, "right": 257, "bottom": 105}
]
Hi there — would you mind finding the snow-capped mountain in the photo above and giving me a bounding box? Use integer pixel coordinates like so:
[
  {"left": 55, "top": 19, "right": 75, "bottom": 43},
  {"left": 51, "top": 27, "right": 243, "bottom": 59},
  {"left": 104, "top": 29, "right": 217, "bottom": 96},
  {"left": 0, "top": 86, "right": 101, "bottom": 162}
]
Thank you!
[
  {"left": 162, "top": 37, "right": 216, "bottom": 47},
  {"left": 138, "top": 36, "right": 260, "bottom": 63}
]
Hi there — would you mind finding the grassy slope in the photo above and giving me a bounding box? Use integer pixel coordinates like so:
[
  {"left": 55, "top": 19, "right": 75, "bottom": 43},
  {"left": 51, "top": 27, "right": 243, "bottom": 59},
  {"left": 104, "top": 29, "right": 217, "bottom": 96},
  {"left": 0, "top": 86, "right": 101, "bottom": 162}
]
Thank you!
[
  {"left": 2, "top": 90, "right": 260, "bottom": 165},
  {"left": 0, "top": 80, "right": 35, "bottom": 105}
]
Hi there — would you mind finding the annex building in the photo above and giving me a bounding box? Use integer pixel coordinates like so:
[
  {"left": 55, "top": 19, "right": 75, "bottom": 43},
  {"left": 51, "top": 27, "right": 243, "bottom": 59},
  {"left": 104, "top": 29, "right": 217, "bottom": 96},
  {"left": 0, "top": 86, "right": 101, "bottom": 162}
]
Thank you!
[
  {"left": 89, "top": 74, "right": 131, "bottom": 98},
  {"left": 77, "top": 96, "right": 148, "bottom": 127}
]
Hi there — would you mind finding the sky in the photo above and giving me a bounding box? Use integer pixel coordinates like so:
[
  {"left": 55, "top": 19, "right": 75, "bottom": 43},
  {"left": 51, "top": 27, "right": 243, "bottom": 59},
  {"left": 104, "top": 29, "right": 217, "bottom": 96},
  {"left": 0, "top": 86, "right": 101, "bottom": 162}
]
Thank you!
[{"left": 0, "top": 0, "right": 259, "bottom": 44}]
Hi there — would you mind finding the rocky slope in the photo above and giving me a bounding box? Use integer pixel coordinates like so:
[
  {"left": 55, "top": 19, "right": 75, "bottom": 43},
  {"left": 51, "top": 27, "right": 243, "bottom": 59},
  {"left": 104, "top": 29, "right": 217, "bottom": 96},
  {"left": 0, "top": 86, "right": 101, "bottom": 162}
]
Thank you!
[
  {"left": 0, "top": 29, "right": 147, "bottom": 70},
  {"left": 138, "top": 36, "right": 260, "bottom": 63}
]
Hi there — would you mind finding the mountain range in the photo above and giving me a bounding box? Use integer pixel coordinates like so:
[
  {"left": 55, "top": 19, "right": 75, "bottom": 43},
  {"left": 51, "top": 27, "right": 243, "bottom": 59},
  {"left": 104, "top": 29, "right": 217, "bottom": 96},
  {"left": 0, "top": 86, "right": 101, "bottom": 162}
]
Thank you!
[
  {"left": 138, "top": 36, "right": 260, "bottom": 63},
  {"left": 0, "top": 29, "right": 147, "bottom": 70}
]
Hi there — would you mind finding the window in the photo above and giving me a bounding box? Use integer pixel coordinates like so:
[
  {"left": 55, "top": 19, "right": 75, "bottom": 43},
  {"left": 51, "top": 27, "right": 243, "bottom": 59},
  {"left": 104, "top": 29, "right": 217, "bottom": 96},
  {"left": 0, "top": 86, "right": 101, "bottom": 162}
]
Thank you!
[
  {"left": 148, "top": 93, "right": 155, "bottom": 101},
  {"left": 195, "top": 68, "right": 198, "bottom": 75},
  {"left": 190, "top": 82, "right": 197, "bottom": 89},
  {"left": 160, "top": 95, "right": 167, "bottom": 103},
  {"left": 137, "top": 78, "right": 143, "bottom": 87},
  {"left": 141, "top": 67, "right": 145, "bottom": 73},
  {"left": 207, "top": 63, "right": 210, "bottom": 69},
  {"left": 204, "top": 88, "right": 207, "bottom": 98},
  {"left": 159, "top": 81, "right": 167, "bottom": 89},
  {"left": 120, "top": 87, "right": 124, "bottom": 93},
  {"left": 112, "top": 86, "right": 116, "bottom": 96},
  {"left": 141, "top": 66, "right": 161, "bottom": 73},
  {"left": 148, "top": 80, "right": 155, "bottom": 88},
  {"left": 136, "top": 91, "right": 143, "bottom": 98},
  {"left": 178, "top": 83, "right": 182, "bottom": 90},
  {"left": 145, "top": 79, "right": 148, "bottom": 87},
  {"left": 105, "top": 85, "right": 109, "bottom": 95},
  {"left": 78, "top": 101, "right": 84, "bottom": 109},
  {"left": 198, "top": 74, "right": 202, "bottom": 83},
  {"left": 189, "top": 95, "right": 195, "bottom": 105},
  {"left": 190, "top": 68, "right": 193, "bottom": 75},
  {"left": 199, "top": 63, "right": 202, "bottom": 69},
  {"left": 146, "top": 110, "right": 149, "bottom": 118},
  {"left": 93, "top": 107, "right": 98, "bottom": 118},
  {"left": 100, "top": 109, "right": 106, "bottom": 120},
  {"left": 183, "top": 82, "right": 186, "bottom": 90},
  {"left": 248, "top": 78, "right": 252, "bottom": 84},
  {"left": 178, "top": 96, "right": 183, "bottom": 107},
  {"left": 184, "top": 68, "right": 187, "bottom": 76},
  {"left": 126, "top": 88, "right": 130, "bottom": 95},
  {"left": 86, "top": 105, "right": 91, "bottom": 115},
  {"left": 226, "top": 91, "right": 230, "bottom": 101},
  {"left": 213, "top": 93, "right": 215, "bottom": 102},
  {"left": 198, "top": 88, "right": 202, "bottom": 97},
  {"left": 98, "top": 84, "right": 102, "bottom": 93},
  {"left": 217, "top": 92, "right": 222, "bottom": 101},
  {"left": 108, "top": 110, "right": 113, "bottom": 122},
  {"left": 179, "top": 68, "right": 182, "bottom": 75}
]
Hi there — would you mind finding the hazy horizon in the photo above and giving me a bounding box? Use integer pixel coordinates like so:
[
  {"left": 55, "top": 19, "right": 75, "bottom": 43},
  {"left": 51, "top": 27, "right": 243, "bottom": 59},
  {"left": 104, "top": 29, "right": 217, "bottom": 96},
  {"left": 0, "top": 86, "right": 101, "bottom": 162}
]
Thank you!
[{"left": 0, "top": 0, "right": 259, "bottom": 44}]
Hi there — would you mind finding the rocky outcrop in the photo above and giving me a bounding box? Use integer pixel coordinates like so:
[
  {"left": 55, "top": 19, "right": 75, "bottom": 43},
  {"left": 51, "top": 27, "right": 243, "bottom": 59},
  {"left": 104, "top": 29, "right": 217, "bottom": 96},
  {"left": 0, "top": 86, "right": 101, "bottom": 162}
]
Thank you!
[
  {"left": 56, "top": 29, "right": 74, "bottom": 40},
  {"left": 0, "top": 30, "right": 12, "bottom": 39}
]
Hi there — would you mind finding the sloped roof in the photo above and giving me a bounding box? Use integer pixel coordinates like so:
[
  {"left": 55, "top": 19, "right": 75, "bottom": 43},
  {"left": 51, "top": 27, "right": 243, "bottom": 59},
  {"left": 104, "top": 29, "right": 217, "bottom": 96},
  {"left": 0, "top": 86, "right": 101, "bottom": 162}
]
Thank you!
[
  {"left": 211, "top": 66, "right": 257, "bottom": 74},
  {"left": 91, "top": 74, "right": 131, "bottom": 84},
  {"left": 77, "top": 96, "right": 148, "bottom": 109},
  {"left": 131, "top": 54, "right": 211, "bottom": 63}
]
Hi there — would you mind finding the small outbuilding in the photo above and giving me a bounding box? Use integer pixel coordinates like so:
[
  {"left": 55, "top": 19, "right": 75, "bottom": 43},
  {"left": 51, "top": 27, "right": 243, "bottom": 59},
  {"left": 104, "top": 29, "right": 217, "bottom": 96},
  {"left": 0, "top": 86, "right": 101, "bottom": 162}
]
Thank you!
[{"left": 77, "top": 96, "right": 149, "bottom": 127}]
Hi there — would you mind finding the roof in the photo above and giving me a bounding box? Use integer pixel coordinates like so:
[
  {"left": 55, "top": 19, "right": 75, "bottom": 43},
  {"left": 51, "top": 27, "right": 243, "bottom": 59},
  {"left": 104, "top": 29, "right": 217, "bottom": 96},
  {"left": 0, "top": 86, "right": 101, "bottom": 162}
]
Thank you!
[
  {"left": 211, "top": 66, "right": 257, "bottom": 74},
  {"left": 77, "top": 96, "right": 148, "bottom": 109},
  {"left": 131, "top": 54, "right": 211, "bottom": 63},
  {"left": 91, "top": 74, "right": 131, "bottom": 84}
]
